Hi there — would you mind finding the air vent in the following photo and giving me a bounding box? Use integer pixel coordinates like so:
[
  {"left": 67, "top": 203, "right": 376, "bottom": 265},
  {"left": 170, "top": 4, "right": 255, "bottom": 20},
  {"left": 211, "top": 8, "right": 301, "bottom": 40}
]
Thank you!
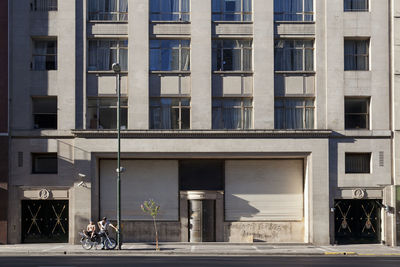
[
  {"left": 379, "top": 151, "right": 384, "bottom": 167},
  {"left": 18, "top": 152, "right": 23, "bottom": 167}
]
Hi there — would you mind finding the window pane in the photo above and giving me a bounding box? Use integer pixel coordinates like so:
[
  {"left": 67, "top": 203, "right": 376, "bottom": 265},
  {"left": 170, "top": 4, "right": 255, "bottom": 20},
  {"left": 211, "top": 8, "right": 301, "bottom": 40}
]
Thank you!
[
  {"left": 99, "top": 108, "right": 117, "bottom": 129},
  {"left": 32, "top": 153, "right": 58, "bottom": 174},
  {"left": 181, "top": 108, "right": 190, "bottom": 129},
  {"left": 345, "top": 153, "right": 370, "bottom": 173}
]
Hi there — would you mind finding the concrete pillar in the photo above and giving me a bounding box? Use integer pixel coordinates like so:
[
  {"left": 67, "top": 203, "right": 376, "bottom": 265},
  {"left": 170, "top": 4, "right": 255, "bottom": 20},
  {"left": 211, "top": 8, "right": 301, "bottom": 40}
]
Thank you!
[
  {"left": 129, "top": 0, "right": 149, "bottom": 129},
  {"left": 191, "top": 0, "right": 212, "bottom": 129}
]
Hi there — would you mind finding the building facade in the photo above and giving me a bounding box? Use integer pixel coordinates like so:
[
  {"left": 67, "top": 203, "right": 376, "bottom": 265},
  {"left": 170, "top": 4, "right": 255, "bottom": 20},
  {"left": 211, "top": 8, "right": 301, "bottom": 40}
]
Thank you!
[{"left": 6, "top": 0, "right": 399, "bottom": 245}]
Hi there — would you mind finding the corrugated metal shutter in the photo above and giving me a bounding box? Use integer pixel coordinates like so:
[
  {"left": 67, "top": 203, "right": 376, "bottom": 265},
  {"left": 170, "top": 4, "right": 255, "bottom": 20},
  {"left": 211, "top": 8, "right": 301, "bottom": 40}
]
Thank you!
[
  {"left": 100, "top": 160, "right": 179, "bottom": 221},
  {"left": 225, "top": 160, "right": 304, "bottom": 221}
]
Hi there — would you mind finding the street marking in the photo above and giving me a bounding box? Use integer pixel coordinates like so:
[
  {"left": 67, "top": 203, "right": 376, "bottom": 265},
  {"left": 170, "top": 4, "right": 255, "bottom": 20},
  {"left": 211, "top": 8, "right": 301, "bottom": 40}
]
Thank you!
[{"left": 41, "top": 245, "right": 65, "bottom": 252}]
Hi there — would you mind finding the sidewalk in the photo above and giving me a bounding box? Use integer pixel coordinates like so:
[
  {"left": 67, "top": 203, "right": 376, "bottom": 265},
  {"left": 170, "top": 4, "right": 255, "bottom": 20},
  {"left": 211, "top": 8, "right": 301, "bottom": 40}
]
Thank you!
[{"left": 0, "top": 243, "right": 400, "bottom": 256}]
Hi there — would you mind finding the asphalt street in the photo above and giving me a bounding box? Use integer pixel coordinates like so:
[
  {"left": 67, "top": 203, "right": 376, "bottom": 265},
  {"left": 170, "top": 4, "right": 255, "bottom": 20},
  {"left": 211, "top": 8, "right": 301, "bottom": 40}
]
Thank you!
[{"left": 0, "top": 256, "right": 400, "bottom": 267}]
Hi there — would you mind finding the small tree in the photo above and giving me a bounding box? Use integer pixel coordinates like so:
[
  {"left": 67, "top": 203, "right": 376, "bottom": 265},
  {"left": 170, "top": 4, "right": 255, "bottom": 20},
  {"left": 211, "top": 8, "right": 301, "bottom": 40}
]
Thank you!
[{"left": 141, "top": 199, "right": 160, "bottom": 250}]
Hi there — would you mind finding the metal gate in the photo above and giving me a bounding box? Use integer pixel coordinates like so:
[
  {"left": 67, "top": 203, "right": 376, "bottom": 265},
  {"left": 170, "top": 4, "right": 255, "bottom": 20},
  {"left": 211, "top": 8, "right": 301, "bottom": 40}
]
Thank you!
[
  {"left": 21, "top": 200, "right": 68, "bottom": 243},
  {"left": 334, "top": 199, "right": 381, "bottom": 244}
]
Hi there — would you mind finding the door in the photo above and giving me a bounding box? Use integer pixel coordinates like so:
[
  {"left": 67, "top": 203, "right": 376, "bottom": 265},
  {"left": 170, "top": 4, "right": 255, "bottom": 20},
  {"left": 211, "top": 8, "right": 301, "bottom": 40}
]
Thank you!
[
  {"left": 189, "top": 200, "right": 215, "bottom": 242},
  {"left": 21, "top": 200, "right": 68, "bottom": 243},
  {"left": 334, "top": 199, "right": 381, "bottom": 244}
]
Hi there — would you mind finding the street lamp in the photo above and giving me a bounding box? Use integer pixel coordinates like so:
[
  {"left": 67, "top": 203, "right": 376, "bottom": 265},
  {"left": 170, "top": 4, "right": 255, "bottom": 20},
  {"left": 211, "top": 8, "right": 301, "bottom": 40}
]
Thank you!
[{"left": 112, "top": 62, "right": 122, "bottom": 250}]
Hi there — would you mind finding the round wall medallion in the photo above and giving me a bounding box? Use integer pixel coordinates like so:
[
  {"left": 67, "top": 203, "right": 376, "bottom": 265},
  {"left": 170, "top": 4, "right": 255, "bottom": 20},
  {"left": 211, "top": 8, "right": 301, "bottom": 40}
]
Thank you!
[
  {"left": 38, "top": 189, "right": 50, "bottom": 200},
  {"left": 352, "top": 188, "right": 365, "bottom": 199}
]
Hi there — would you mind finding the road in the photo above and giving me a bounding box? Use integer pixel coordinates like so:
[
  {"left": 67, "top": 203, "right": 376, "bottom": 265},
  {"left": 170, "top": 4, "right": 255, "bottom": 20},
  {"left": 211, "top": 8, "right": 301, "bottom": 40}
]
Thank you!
[{"left": 0, "top": 256, "right": 400, "bottom": 267}]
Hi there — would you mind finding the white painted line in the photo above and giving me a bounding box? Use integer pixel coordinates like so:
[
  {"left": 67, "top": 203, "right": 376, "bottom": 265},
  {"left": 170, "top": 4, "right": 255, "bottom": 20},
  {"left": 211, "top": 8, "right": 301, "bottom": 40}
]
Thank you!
[{"left": 41, "top": 245, "right": 65, "bottom": 252}]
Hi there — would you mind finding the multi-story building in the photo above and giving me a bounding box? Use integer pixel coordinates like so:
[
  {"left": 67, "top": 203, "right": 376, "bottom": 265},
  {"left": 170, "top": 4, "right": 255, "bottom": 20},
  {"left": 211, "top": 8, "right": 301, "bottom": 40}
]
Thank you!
[{"left": 6, "top": 0, "right": 399, "bottom": 246}]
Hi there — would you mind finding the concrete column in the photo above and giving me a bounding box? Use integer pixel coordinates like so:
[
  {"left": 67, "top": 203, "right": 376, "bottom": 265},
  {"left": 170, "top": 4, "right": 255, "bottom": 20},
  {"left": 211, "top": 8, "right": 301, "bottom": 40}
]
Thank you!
[
  {"left": 129, "top": 0, "right": 149, "bottom": 129},
  {"left": 191, "top": 0, "right": 212, "bottom": 129},
  {"left": 253, "top": 0, "right": 274, "bottom": 129}
]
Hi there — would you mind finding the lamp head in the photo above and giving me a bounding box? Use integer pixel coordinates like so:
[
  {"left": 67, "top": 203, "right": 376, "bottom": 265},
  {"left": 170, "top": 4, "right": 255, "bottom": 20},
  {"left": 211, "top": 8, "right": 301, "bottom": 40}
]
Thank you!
[{"left": 112, "top": 63, "right": 121, "bottom": 73}]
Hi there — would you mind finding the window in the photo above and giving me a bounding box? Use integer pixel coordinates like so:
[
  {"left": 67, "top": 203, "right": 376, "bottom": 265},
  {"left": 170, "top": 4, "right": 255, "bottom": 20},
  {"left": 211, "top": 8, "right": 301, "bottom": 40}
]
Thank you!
[
  {"left": 88, "top": 0, "right": 128, "bottom": 21},
  {"left": 150, "top": 40, "right": 190, "bottom": 71},
  {"left": 31, "top": 0, "right": 57, "bottom": 11},
  {"left": 150, "top": 0, "right": 190, "bottom": 21},
  {"left": 344, "top": 0, "right": 368, "bottom": 12},
  {"left": 88, "top": 40, "right": 128, "bottom": 71},
  {"left": 32, "top": 97, "right": 57, "bottom": 129},
  {"left": 32, "top": 39, "right": 57, "bottom": 71},
  {"left": 275, "top": 98, "right": 314, "bottom": 129},
  {"left": 344, "top": 39, "right": 369, "bottom": 71},
  {"left": 274, "top": 39, "right": 313, "bottom": 71},
  {"left": 345, "top": 98, "right": 369, "bottom": 129},
  {"left": 150, "top": 98, "right": 190, "bottom": 129},
  {"left": 345, "top": 153, "right": 371, "bottom": 174},
  {"left": 274, "top": 0, "right": 313, "bottom": 21},
  {"left": 212, "top": 98, "right": 252, "bottom": 129},
  {"left": 212, "top": 0, "right": 252, "bottom": 21},
  {"left": 87, "top": 98, "right": 128, "bottom": 129},
  {"left": 32, "top": 153, "right": 58, "bottom": 174},
  {"left": 212, "top": 40, "right": 252, "bottom": 71}
]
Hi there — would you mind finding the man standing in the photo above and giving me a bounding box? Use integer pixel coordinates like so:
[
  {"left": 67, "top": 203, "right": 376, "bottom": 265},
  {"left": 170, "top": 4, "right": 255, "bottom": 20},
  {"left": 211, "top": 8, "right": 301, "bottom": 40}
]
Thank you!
[{"left": 97, "top": 217, "right": 118, "bottom": 249}]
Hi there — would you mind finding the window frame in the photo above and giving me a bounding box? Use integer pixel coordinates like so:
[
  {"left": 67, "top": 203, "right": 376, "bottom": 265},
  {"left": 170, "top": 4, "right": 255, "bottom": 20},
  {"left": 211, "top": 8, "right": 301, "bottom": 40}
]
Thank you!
[
  {"left": 32, "top": 39, "right": 58, "bottom": 71},
  {"left": 344, "top": 39, "right": 370, "bottom": 71},
  {"left": 149, "top": 39, "right": 191, "bottom": 72},
  {"left": 31, "top": 153, "right": 58, "bottom": 174},
  {"left": 149, "top": 97, "right": 191, "bottom": 130},
  {"left": 344, "top": 97, "right": 370, "bottom": 130},
  {"left": 88, "top": 39, "right": 128, "bottom": 72},
  {"left": 345, "top": 152, "right": 371, "bottom": 174},
  {"left": 344, "top": 0, "right": 369, "bottom": 12},
  {"left": 273, "top": 0, "right": 314, "bottom": 22},
  {"left": 274, "top": 97, "right": 315, "bottom": 129},
  {"left": 31, "top": 0, "right": 58, "bottom": 12},
  {"left": 150, "top": 0, "right": 190, "bottom": 22},
  {"left": 212, "top": 0, "right": 252, "bottom": 22},
  {"left": 88, "top": 0, "right": 128, "bottom": 21},
  {"left": 32, "top": 97, "right": 58, "bottom": 130},
  {"left": 212, "top": 97, "right": 253, "bottom": 130},
  {"left": 274, "top": 39, "right": 314, "bottom": 72},
  {"left": 87, "top": 97, "right": 128, "bottom": 130},
  {"left": 212, "top": 39, "right": 253, "bottom": 72}
]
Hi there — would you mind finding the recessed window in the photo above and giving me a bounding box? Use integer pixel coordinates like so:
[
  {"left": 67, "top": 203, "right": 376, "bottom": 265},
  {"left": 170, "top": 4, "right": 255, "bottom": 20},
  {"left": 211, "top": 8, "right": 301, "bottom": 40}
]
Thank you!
[
  {"left": 31, "top": 0, "right": 58, "bottom": 11},
  {"left": 212, "top": 0, "right": 252, "bottom": 22},
  {"left": 345, "top": 153, "right": 371, "bottom": 174},
  {"left": 150, "top": 0, "right": 190, "bottom": 21},
  {"left": 344, "top": 0, "right": 368, "bottom": 12},
  {"left": 345, "top": 98, "right": 369, "bottom": 129},
  {"left": 212, "top": 40, "right": 252, "bottom": 71},
  {"left": 87, "top": 98, "right": 128, "bottom": 129},
  {"left": 274, "top": 0, "right": 313, "bottom": 22},
  {"left": 88, "top": 39, "right": 128, "bottom": 71},
  {"left": 32, "top": 39, "right": 57, "bottom": 70},
  {"left": 150, "top": 98, "right": 190, "bottom": 130},
  {"left": 88, "top": 0, "right": 128, "bottom": 21},
  {"left": 344, "top": 39, "right": 369, "bottom": 71},
  {"left": 32, "top": 153, "right": 58, "bottom": 174},
  {"left": 274, "top": 39, "right": 314, "bottom": 71},
  {"left": 212, "top": 98, "right": 252, "bottom": 129},
  {"left": 32, "top": 97, "right": 57, "bottom": 129},
  {"left": 275, "top": 98, "right": 314, "bottom": 129},
  {"left": 150, "top": 40, "right": 190, "bottom": 71}
]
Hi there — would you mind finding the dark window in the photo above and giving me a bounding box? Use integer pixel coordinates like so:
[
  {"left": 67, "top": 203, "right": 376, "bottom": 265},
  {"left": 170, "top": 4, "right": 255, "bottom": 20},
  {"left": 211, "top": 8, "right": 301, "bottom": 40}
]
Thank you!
[
  {"left": 212, "top": 40, "right": 252, "bottom": 71},
  {"left": 32, "top": 40, "right": 57, "bottom": 70},
  {"left": 32, "top": 97, "right": 57, "bottom": 129},
  {"left": 344, "top": 39, "right": 369, "bottom": 71},
  {"left": 344, "top": 0, "right": 368, "bottom": 12},
  {"left": 32, "top": 0, "right": 58, "bottom": 11},
  {"left": 32, "top": 153, "right": 58, "bottom": 174},
  {"left": 87, "top": 98, "right": 128, "bottom": 129},
  {"left": 179, "top": 160, "right": 224, "bottom": 190},
  {"left": 275, "top": 98, "right": 314, "bottom": 129},
  {"left": 88, "top": 0, "right": 128, "bottom": 21},
  {"left": 345, "top": 98, "right": 369, "bottom": 129},
  {"left": 212, "top": 0, "right": 252, "bottom": 21},
  {"left": 150, "top": 40, "right": 190, "bottom": 71},
  {"left": 274, "top": 39, "right": 314, "bottom": 71},
  {"left": 345, "top": 153, "right": 371, "bottom": 173},
  {"left": 150, "top": 0, "right": 190, "bottom": 21},
  {"left": 212, "top": 98, "right": 252, "bottom": 129},
  {"left": 274, "top": 0, "right": 313, "bottom": 22},
  {"left": 88, "top": 39, "right": 128, "bottom": 71},
  {"left": 150, "top": 98, "right": 190, "bottom": 130}
]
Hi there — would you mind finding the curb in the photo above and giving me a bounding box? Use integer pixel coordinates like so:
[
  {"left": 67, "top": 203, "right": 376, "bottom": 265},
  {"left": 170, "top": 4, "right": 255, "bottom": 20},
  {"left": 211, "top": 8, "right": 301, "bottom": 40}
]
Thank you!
[{"left": 324, "top": 252, "right": 357, "bottom": 256}]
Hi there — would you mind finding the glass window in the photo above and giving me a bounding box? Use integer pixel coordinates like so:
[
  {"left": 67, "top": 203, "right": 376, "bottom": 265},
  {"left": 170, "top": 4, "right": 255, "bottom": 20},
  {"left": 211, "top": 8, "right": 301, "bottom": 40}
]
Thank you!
[
  {"left": 150, "top": 40, "right": 190, "bottom": 71},
  {"left": 32, "top": 40, "right": 57, "bottom": 71},
  {"left": 87, "top": 98, "right": 128, "bottom": 129},
  {"left": 88, "top": 39, "right": 128, "bottom": 71},
  {"left": 212, "top": 40, "right": 252, "bottom": 71},
  {"left": 150, "top": 98, "right": 190, "bottom": 129},
  {"left": 32, "top": 97, "right": 57, "bottom": 129},
  {"left": 345, "top": 98, "right": 369, "bottom": 129},
  {"left": 344, "top": 39, "right": 369, "bottom": 71},
  {"left": 212, "top": 98, "right": 252, "bottom": 129},
  {"left": 345, "top": 153, "right": 371, "bottom": 174},
  {"left": 274, "top": 0, "right": 313, "bottom": 21},
  {"left": 274, "top": 39, "right": 314, "bottom": 71},
  {"left": 275, "top": 98, "right": 314, "bottom": 129},
  {"left": 88, "top": 0, "right": 128, "bottom": 21},
  {"left": 31, "top": 0, "right": 58, "bottom": 11},
  {"left": 212, "top": 0, "right": 252, "bottom": 21},
  {"left": 32, "top": 153, "right": 58, "bottom": 174},
  {"left": 150, "top": 0, "right": 190, "bottom": 21},
  {"left": 344, "top": 0, "right": 368, "bottom": 12}
]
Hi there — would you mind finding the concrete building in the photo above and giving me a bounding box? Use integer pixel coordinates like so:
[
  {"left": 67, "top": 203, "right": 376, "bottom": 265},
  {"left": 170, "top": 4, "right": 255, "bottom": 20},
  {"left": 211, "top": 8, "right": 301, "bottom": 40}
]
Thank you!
[{"left": 6, "top": 0, "right": 399, "bottom": 246}]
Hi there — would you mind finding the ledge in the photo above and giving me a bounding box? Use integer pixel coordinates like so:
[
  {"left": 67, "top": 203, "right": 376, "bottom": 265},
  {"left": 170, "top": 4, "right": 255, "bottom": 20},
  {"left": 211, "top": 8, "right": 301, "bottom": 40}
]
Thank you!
[{"left": 11, "top": 130, "right": 74, "bottom": 138}]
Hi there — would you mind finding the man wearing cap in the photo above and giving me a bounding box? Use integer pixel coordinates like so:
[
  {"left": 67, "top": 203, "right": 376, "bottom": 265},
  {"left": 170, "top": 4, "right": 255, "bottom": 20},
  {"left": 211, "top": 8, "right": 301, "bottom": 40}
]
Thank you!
[{"left": 98, "top": 217, "right": 118, "bottom": 249}]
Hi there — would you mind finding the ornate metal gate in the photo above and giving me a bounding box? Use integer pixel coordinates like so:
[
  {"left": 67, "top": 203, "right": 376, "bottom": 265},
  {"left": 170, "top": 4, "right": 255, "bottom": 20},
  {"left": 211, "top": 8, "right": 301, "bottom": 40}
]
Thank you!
[
  {"left": 21, "top": 200, "right": 68, "bottom": 243},
  {"left": 334, "top": 199, "right": 381, "bottom": 244}
]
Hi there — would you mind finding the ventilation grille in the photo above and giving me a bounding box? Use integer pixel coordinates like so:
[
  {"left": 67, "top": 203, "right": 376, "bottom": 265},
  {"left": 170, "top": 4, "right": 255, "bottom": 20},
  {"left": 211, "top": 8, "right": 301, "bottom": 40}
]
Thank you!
[
  {"left": 379, "top": 151, "right": 384, "bottom": 167},
  {"left": 18, "top": 152, "right": 23, "bottom": 167}
]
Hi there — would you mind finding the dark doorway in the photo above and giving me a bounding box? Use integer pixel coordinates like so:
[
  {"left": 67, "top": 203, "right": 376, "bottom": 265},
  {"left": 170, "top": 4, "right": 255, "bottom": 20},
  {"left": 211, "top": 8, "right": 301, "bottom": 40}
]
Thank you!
[
  {"left": 179, "top": 160, "right": 224, "bottom": 190},
  {"left": 21, "top": 200, "right": 68, "bottom": 243},
  {"left": 189, "top": 199, "right": 216, "bottom": 242},
  {"left": 334, "top": 199, "right": 381, "bottom": 244}
]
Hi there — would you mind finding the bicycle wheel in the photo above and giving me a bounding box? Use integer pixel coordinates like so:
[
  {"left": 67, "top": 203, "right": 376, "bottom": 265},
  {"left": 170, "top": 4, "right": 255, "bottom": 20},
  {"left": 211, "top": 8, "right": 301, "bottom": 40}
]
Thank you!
[
  {"left": 105, "top": 238, "right": 117, "bottom": 250},
  {"left": 81, "top": 238, "right": 93, "bottom": 250}
]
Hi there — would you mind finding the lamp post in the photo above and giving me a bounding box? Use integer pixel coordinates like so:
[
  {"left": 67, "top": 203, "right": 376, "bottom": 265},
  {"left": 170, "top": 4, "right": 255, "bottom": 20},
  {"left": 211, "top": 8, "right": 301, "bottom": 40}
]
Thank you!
[{"left": 112, "top": 62, "right": 122, "bottom": 250}]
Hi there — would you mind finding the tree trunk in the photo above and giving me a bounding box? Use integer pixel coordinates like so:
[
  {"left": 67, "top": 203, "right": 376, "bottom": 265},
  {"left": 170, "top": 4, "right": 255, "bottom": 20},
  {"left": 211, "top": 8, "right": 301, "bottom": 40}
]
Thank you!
[{"left": 153, "top": 216, "right": 159, "bottom": 251}]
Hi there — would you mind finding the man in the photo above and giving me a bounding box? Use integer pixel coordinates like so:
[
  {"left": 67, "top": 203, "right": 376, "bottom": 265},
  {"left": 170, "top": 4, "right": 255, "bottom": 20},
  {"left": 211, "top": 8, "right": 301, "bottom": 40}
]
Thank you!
[
  {"left": 85, "top": 220, "right": 96, "bottom": 240},
  {"left": 97, "top": 217, "right": 118, "bottom": 249}
]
